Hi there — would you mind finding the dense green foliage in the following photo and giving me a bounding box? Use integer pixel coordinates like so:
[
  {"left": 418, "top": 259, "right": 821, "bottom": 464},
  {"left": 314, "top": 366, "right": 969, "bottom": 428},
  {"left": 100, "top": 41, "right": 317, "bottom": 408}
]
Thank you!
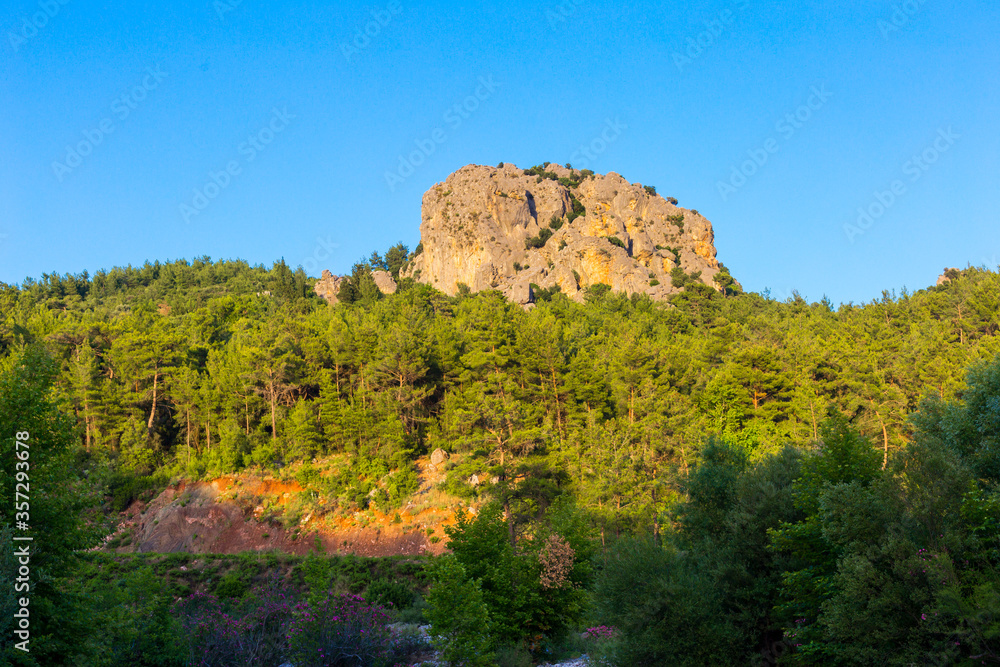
[
  {"left": 3, "top": 255, "right": 1000, "bottom": 664},
  {"left": 0, "top": 346, "right": 107, "bottom": 665},
  {"left": 2, "top": 260, "right": 999, "bottom": 536},
  {"left": 593, "top": 364, "right": 1000, "bottom": 665}
]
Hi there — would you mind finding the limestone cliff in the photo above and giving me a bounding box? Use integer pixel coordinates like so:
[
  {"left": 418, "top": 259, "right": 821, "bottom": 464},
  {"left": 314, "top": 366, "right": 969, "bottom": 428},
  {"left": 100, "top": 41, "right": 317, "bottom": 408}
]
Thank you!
[{"left": 400, "top": 163, "right": 723, "bottom": 303}]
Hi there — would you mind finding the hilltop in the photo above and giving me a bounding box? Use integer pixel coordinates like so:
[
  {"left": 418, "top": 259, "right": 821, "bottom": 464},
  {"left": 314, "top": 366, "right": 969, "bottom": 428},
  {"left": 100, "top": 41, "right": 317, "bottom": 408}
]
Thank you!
[{"left": 400, "top": 162, "right": 736, "bottom": 304}]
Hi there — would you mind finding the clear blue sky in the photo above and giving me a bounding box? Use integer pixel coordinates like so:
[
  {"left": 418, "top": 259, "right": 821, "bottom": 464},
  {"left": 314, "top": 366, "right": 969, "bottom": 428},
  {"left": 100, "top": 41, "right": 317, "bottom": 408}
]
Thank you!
[{"left": 2, "top": 0, "right": 998, "bottom": 305}]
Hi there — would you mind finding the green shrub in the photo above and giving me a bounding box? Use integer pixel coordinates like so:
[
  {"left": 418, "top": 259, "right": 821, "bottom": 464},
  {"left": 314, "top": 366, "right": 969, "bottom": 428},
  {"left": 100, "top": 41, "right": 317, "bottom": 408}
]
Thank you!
[
  {"left": 86, "top": 566, "right": 185, "bottom": 666},
  {"left": 386, "top": 466, "right": 420, "bottom": 508},
  {"left": 549, "top": 215, "right": 564, "bottom": 230},
  {"left": 215, "top": 570, "right": 250, "bottom": 599},
  {"left": 495, "top": 642, "right": 533, "bottom": 667},
  {"left": 366, "top": 577, "right": 414, "bottom": 610},
  {"left": 526, "top": 228, "right": 553, "bottom": 249},
  {"left": 567, "top": 196, "right": 585, "bottom": 223},
  {"left": 643, "top": 184, "right": 657, "bottom": 196},
  {"left": 594, "top": 539, "right": 737, "bottom": 666},
  {"left": 531, "top": 283, "right": 562, "bottom": 303},
  {"left": 426, "top": 556, "right": 495, "bottom": 667},
  {"left": 605, "top": 236, "right": 626, "bottom": 249},
  {"left": 671, "top": 267, "right": 689, "bottom": 288},
  {"left": 109, "top": 472, "right": 169, "bottom": 512}
]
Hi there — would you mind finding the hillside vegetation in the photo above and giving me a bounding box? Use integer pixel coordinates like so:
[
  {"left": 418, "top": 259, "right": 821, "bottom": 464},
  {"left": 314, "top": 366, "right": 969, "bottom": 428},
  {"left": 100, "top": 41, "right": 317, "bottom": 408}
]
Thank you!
[
  {"left": 2, "top": 257, "right": 1000, "bottom": 665},
  {"left": 1, "top": 257, "right": 999, "bottom": 532}
]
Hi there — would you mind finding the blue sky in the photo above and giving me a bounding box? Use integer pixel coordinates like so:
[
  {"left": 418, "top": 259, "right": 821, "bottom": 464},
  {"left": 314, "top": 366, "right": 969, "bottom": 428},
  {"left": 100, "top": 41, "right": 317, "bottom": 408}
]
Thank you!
[{"left": 2, "top": 0, "right": 997, "bottom": 305}]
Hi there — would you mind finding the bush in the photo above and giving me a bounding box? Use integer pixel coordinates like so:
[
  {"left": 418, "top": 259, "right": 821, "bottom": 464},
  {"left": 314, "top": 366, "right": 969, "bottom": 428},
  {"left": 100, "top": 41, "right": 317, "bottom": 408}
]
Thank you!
[
  {"left": 594, "top": 539, "right": 736, "bottom": 666},
  {"left": 176, "top": 589, "right": 292, "bottom": 667},
  {"left": 286, "top": 593, "right": 408, "bottom": 667},
  {"left": 530, "top": 283, "right": 562, "bottom": 303},
  {"left": 366, "top": 577, "right": 414, "bottom": 610},
  {"left": 643, "top": 185, "right": 657, "bottom": 196},
  {"left": 670, "top": 267, "right": 689, "bottom": 288},
  {"left": 605, "top": 236, "right": 626, "bottom": 250},
  {"left": 86, "top": 566, "right": 184, "bottom": 667},
  {"left": 426, "top": 556, "right": 495, "bottom": 667},
  {"left": 526, "top": 228, "right": 554, "bottom": 249},
  {"left": 109, "top": 472, "right": 169, "bottom": 512},
  {"left": 549, "top": 215, "right": 564, "bottom": 230},
  {"left": 215, "top": 570, "right": 250, "bottom": 599},
  {"left": 495, "top": 642, "right": 533, "bottom": 667},
  {"left": 385, "top": 466, "right": 420, "bottom": 508}
]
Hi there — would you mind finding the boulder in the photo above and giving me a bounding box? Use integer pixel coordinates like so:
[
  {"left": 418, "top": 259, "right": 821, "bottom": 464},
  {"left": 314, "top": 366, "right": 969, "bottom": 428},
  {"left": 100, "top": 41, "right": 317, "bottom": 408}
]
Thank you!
[
  {"left": 313, "top": 269, "right": 344, "bottom": 304},
  {"left": 400, "top": 162, "right": 727, "bottom": 302},
  {"left": 372, "top": 269, "right": 398, "bottom": 294}
]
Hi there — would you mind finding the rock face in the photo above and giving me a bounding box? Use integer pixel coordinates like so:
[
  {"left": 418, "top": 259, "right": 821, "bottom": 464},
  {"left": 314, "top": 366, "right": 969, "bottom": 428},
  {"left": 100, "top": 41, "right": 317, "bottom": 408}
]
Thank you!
[
  {"left": 937, "top": 268, "right": 960, "bottom": 286},
  {"left": 371, "top": 270, "right": 398, "bottom": 294},
  {"left": 400, "top": 163, "right": 723, "bottom": 303},
  {"left": 314, "top": 270, "right": 345, "bottom": 303},
  {"left": 313, "top": 269, "right": 397, "bottom": 305}
]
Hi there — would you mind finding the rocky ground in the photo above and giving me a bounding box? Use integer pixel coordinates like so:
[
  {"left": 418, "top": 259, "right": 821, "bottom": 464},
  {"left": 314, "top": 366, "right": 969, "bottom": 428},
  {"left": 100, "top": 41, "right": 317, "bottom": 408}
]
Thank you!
[{"left": 103, "top": 455, "right": 463, "bottom": 556}]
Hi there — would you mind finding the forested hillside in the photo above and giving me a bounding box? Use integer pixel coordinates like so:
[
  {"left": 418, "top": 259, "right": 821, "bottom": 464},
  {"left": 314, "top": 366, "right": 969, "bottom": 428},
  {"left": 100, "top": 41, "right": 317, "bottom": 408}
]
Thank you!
[
  {"left": 3, "top": 255, "right": 1000, "bottom": 665},
  {"left": 1, "top": 255, "right": 998, "bottom": 536}
]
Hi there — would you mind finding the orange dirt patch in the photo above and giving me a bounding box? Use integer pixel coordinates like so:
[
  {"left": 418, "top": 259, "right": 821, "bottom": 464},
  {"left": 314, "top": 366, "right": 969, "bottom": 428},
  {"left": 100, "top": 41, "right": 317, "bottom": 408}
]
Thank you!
[{"left": 112, "top": 466, "right": 473, "bottom": 557}]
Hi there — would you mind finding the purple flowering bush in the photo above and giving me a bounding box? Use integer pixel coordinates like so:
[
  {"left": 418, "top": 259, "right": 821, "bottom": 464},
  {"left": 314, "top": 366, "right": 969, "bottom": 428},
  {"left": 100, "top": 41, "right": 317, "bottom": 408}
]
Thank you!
[
  {"left": 582, "top": 625, "right": 618, "bottom": 641},
  {"left": 170, "top": 582, "right": 424, "bottom": 667},
  {"left": 174, "top": 588, "right": 292, "bottom": 667},
  {"left": 580, "top": 625, "right": 621, "bottom": 667},
  {"left": 285, "top": 592, "right": 419, "bottom": 667}
]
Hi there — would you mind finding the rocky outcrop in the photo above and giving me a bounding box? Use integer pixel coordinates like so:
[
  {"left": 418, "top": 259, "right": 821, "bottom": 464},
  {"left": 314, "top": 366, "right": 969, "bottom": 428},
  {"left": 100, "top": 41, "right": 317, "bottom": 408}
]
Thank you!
[
  {"left": 313, "top": 269, "right": 398, "bottom": 305},
  {"left": 372, "top": 270, "right": 398, "bottom": 294},
  {"left": 314, "top": 270, "right": 345, "bottom": 303},
  {"left": 400, "top": 163, "right": 723, "bottom": 303},
  {"left": 937, "top": 268, "right": 960, "bottom": 286}
]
